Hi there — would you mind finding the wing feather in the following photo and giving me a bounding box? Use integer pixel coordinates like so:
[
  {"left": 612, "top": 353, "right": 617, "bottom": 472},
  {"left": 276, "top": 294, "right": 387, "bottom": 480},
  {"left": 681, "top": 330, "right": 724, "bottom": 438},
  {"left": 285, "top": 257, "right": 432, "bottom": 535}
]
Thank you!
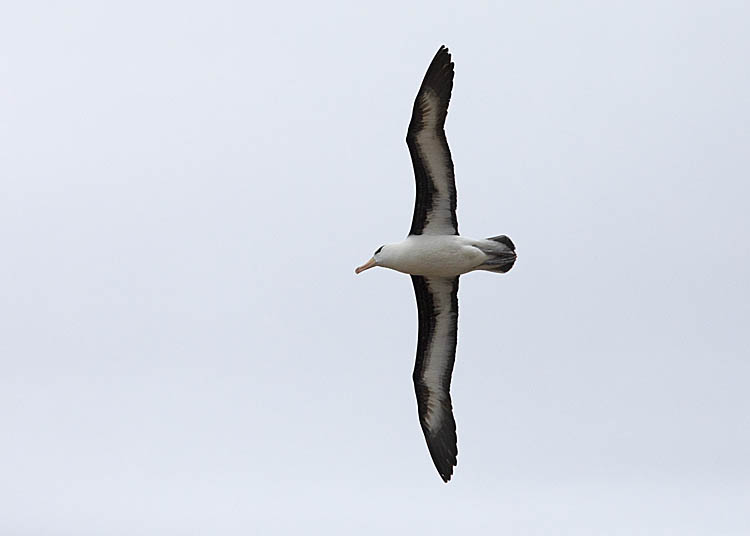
[
  {"left": 407, "top": 46, "right": 458, "bottom": 236},
  {"left": 411, "top": 275, "right": 459, "bottom": 482}
]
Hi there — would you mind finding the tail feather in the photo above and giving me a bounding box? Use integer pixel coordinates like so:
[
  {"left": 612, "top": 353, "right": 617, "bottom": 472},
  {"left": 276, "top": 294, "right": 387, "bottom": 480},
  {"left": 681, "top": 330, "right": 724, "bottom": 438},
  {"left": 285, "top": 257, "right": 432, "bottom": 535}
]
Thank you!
[
  {"left": 487, "top": 235, "right": 515, "bottom": 251},
  {"left": 475, "top": 235, "right": 517, "bottom": 273}
]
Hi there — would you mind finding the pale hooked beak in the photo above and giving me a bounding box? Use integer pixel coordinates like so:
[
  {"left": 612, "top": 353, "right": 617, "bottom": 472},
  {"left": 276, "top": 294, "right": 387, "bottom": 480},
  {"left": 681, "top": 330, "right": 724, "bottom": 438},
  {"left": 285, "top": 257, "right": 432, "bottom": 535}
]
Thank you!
[{"left": 355, "top": 257, "right": 377, "bottom": 274}]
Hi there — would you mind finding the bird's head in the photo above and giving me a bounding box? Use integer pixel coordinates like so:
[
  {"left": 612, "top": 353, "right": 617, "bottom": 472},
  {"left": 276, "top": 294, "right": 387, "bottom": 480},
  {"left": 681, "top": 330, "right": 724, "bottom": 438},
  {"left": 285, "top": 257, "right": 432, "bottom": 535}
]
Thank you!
[{"left": 355, "top": 245, "right": 388, "bottom": 274}]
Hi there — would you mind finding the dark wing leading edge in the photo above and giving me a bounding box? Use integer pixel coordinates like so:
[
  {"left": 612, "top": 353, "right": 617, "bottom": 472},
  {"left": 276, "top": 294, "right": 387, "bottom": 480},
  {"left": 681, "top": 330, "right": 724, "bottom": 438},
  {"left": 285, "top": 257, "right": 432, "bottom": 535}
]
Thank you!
[
  {"left": 407, "top": 46, "right": 458, "bottom": 236},
  {"left": 411, "top": 275, "right": 459, "bottom": 482}
]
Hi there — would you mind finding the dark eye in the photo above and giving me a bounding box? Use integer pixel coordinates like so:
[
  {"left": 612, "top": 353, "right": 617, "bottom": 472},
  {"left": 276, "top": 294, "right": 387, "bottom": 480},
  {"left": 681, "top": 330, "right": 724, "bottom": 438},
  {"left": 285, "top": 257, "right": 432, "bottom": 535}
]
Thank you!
[{"left": 374, "top": 246, "right": 384, "bottom": 255}]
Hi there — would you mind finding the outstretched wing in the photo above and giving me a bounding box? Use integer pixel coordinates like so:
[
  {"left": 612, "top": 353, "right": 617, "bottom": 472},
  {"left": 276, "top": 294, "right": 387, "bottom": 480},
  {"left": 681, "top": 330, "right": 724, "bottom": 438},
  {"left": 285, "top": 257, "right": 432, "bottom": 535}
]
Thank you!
[
  {"left": 407, "top": 46, "right": 458, "bottom": 236},
  {"left": 411, "top": 275, "right": 459, "bottom": 482}
]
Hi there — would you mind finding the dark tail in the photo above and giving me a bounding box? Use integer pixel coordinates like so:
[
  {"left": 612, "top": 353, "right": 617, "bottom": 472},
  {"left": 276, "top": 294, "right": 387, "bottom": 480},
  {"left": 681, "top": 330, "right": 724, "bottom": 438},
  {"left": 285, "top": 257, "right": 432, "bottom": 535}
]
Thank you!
[{"left": 475, "top": 235, "right": 517, "bottom": 273}]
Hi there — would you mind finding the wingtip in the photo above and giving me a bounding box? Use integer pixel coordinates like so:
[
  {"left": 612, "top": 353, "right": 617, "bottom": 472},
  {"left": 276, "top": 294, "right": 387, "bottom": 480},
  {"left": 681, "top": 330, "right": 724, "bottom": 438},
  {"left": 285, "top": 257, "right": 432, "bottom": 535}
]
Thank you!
[
  {"left": 437, "top": 459, "right": 457, "bottom": 483},
  {"left": 426, "top": 429, "right": 458, "bottom": 484},
  {"left": 436, "top": 45, "right": 451, "bottom": 61},
  {"left": 418, "top": 46, "right": 455, "bottom": 100}
]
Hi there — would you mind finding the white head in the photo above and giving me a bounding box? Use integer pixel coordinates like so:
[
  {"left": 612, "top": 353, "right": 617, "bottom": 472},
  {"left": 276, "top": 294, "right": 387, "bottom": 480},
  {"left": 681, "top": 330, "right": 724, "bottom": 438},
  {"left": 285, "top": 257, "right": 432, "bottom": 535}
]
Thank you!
[{"left": 355, "top": 244, "right": 391, "bottom": 274}]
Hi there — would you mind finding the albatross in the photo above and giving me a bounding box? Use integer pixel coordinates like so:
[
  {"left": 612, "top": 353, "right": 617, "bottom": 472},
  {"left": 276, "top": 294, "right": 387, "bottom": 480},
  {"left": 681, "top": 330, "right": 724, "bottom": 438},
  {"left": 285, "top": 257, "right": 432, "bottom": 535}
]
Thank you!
[{"left": 355, "top": 46, "right": 517, "bottom": 482}]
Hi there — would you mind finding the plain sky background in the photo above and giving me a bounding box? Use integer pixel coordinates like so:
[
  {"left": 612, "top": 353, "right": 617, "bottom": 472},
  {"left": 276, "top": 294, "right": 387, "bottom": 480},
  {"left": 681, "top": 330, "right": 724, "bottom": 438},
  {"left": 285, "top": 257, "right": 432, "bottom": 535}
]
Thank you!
[{"left": 2, "top": 1, "right": 749, "bottom": 534}]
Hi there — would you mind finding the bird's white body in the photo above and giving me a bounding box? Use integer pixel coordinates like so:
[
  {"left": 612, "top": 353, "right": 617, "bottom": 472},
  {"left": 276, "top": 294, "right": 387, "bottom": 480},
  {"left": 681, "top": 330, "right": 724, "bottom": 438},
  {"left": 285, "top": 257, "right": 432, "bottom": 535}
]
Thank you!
[{"left": 377, "top": 235, "right": 492, "bottom": 278}]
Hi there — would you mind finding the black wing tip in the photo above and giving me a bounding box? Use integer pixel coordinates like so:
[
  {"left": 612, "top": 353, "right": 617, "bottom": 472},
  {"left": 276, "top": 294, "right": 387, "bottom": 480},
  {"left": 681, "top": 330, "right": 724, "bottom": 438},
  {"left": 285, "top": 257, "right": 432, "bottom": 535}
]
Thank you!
[
  {"left": 436, "top": 456, "right": 457, "bottom": 483},
  {"left": 433, "top": 46, "right": 454, "bottom": 82},
  {"left": 435, "top": 44, "right": 451, "bottom": 59},
  {"left": 414, "top": 45, "right": 454, "bottom": 101},
  {"left": 428, "top": 432, "right": 458, "bottom": 483},
  {"left": 421, "top": 419, "right": 458, "bottom": 483},
  {"left": 406, "top": 44, "right": 455, "bottom": 136}
]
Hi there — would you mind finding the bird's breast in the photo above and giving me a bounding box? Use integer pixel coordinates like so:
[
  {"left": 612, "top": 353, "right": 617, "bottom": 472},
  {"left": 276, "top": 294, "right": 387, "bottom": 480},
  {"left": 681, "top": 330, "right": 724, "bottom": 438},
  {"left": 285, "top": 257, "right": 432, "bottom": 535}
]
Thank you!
[{"left": 388, "top": 236, "right": 487, "bottom": 277}]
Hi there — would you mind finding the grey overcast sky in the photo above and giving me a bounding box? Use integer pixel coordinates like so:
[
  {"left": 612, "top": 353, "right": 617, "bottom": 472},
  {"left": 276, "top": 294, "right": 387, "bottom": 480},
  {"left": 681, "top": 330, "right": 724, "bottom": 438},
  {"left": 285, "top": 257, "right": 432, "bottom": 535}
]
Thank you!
[{"left": 1, "top": 1, "right": 749, "bottom": 534}]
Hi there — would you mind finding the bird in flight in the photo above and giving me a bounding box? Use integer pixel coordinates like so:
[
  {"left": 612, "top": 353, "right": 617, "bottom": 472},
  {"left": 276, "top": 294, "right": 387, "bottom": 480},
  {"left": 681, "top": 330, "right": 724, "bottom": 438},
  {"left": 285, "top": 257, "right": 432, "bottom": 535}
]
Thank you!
[{"left": 355, "top": 46, "right": 517, "bottom": 482}]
